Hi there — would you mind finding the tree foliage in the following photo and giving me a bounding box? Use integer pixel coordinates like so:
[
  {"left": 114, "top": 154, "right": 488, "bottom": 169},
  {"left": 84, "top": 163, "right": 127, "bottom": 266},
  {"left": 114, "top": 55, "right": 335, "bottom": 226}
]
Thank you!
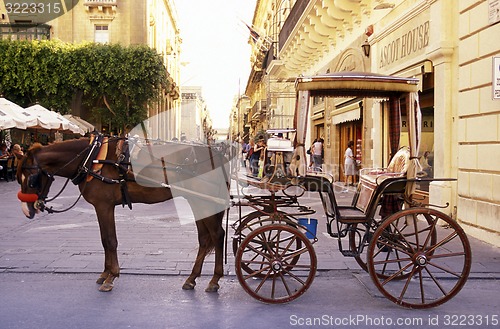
[{"left": 0, "top": 39, "right": 169, "bottom": 132}]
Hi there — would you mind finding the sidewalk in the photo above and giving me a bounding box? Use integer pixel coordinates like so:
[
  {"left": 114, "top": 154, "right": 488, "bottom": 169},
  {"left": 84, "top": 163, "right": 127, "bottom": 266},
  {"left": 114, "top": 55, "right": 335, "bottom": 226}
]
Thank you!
[{"left": 1, "top": 177, "right": 499, "bottom": 279}]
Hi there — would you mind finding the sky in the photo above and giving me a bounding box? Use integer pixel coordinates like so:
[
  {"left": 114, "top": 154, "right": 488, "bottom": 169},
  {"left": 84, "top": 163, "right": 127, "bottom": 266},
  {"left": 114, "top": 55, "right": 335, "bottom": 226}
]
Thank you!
[{"left": 175, "top": 0, "right": 257, "bottom": 129}]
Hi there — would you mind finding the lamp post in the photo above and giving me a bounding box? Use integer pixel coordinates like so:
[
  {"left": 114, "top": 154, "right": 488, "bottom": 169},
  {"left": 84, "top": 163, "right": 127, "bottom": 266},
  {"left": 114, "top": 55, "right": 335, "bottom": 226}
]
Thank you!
[{"left": 237, "top": 94, "right": 249, "bottom": 141}]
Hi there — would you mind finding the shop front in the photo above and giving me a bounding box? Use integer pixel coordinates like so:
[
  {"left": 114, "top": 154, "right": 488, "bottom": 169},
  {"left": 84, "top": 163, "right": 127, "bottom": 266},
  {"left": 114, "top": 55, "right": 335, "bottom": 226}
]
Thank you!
[
  {"left": 331, "top": 99, "right": 363, "bottom": 184},
  {"left": 326, "top": 44, "right": 369, "bottom": 183},
  {"left": 371, "top": 4, "right": 439, "bottom": 201}
]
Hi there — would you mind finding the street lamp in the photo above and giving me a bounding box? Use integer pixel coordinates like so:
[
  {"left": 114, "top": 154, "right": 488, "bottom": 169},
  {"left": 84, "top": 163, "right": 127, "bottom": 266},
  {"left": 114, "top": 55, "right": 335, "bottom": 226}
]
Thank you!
[{"left": 362, "top": 39, "right": 371, "bottom": 57}]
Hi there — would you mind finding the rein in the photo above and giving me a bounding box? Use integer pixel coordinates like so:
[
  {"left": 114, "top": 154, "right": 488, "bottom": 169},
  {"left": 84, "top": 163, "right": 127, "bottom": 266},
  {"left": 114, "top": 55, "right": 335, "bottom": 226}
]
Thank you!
[{"left": 20, "top": 134, "right": 231, "bottom": 213}]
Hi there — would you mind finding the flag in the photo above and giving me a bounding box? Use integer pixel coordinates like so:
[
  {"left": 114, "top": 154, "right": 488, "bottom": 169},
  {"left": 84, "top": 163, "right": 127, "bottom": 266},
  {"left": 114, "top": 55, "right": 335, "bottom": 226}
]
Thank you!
[{"left": 243, "top": 21, "right": 260, "bottom": 43}]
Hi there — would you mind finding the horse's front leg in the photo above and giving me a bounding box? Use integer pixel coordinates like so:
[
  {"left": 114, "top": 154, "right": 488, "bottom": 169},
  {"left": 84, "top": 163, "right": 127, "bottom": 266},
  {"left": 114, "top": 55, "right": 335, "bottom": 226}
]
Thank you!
[{"left": 94, "top": 204, "right": 119, "bottom": 292}]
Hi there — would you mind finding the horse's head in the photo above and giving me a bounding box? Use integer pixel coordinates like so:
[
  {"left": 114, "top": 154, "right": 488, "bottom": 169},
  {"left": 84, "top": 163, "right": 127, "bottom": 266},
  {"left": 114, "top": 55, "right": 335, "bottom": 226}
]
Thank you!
[{"left": 16, "top": 143, "right": 55, "bottom": 219}]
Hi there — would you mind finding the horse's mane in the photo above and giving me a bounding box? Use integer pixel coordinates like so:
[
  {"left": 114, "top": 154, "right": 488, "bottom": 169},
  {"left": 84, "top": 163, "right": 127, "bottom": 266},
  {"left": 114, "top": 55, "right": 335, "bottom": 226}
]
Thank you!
[{"left": 25, "top": 139, "right": 90, "bottom": 160}]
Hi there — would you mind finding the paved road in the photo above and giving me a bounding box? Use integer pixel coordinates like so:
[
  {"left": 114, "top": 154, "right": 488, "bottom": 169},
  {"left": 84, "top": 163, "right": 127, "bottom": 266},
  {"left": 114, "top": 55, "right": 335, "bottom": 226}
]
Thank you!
[
  {"left": 1, "top": 178, "right": 499, "bottom": 328},
  {"left": 1, "top": 271, "right": 499, "bottom": 329}
]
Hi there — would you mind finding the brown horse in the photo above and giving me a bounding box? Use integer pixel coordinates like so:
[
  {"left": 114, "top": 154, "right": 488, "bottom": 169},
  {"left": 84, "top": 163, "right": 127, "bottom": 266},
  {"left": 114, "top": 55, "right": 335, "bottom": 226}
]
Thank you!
[{"left": 16, "top": 134, "right": 230, "bottom": 293}]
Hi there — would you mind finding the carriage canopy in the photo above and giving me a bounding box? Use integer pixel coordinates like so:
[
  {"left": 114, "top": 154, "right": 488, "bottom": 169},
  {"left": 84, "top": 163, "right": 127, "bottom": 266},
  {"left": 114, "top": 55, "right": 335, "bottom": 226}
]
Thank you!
[{"left": 292, "top": 72, "right": 422, "bottom": 200}]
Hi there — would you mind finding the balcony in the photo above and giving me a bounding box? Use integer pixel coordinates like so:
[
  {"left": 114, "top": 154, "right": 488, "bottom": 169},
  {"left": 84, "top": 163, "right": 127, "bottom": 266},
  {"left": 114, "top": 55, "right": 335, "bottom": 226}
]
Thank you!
[
  {"left": 278, "top": 0, "right": 310, "bottom": 51},
  {"left": 84, "top": 0, "right": 117, "bottom": 4}
]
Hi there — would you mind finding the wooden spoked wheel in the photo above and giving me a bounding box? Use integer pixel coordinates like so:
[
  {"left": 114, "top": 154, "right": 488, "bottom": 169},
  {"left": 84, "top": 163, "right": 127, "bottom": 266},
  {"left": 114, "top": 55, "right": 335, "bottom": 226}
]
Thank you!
[
  {"left": 232, "top": 211, "right": 290, "bottom": 256},
  {"left": 367, "top": 208, "right": 471, "bottom": 309},
  {"left": 233, "top": 211, "right": 301, "bottom": 278},
  {"left": 351, "top": 217, "right": 437, "bottom": 280},
  {"left": 235, "top": 224, "right": 317, "bottom": 304}
]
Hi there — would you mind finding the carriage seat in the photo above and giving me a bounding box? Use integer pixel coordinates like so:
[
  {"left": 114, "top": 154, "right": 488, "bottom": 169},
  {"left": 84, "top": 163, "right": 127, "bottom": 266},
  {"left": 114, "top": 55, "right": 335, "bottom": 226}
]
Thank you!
[
  {"left": 266, "top": 136, "right": 294, "bottom": 152},
  {"left": 359, "top": 147, "right": 410, "bottom": 185},
  {"left": 354, "top": 147, "right": 410, "bottom": 212},
  {"left": 302, "top": 175, "right": 367, "bottom": 224}
]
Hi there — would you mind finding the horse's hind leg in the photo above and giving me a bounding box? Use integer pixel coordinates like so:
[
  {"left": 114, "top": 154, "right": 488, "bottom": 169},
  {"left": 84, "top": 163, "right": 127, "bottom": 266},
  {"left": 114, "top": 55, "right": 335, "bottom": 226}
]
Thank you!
[
  {"left": 182, "top": 220, "right": 210, "bottom": 290},
  {"left": 205, "top": 212, "right": 225, "bottom": 292}
]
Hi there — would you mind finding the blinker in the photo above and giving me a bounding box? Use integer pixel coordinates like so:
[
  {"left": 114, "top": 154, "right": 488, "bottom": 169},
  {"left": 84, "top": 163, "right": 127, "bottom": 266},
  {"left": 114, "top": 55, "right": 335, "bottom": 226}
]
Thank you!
[{"left": 28, "top": 172, "right": 41, "bottom": 189}]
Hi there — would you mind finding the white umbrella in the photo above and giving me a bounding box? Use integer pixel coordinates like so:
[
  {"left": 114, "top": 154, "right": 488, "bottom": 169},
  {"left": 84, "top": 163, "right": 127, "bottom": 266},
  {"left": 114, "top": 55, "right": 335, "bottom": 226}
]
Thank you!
[
  {"left": 23, "top": 104, "right": 62, "bottom": 130},
  {"left": 63, "top": 114, "right": 95, "bottom": 134},
  {"left": 24, "top": 104, "right": 83, "bottom": 134},
  {"left": 0, "top": 98, "right": 38, "bottom": 130}
]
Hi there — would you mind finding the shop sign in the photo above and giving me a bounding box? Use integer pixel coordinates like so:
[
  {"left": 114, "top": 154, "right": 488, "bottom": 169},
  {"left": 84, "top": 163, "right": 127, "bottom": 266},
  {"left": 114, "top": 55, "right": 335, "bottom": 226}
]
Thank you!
[
  {"left": 489, "top": 0, "right": 500, "bottom": 25},
  {"left": 378, "top": 10, "right": 431, "bottom": 71},
  {"left": 401, "top": 116, "right": 433, "bottom": 132},
  {"left": 494, "top": 57, "right": 500, "bottom": 100}
]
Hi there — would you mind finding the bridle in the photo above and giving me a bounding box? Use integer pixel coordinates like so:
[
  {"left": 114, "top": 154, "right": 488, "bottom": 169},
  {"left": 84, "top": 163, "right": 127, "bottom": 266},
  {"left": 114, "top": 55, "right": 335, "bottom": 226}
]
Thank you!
[
  {"left": 18, "top": 155, "right": 56, "bottom": 212},
  {"left": 18, "top": 142, "right": 94, "bottom": 214}
]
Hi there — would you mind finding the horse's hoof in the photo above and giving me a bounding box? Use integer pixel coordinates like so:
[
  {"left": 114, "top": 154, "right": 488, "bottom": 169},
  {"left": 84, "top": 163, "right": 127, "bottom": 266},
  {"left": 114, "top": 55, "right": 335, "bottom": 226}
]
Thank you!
[
  {"left": 205, "top": 283, "right": 219, "bottom": 293},
  {"left": 99, "top": 282, "right": 114, "bottom": 292},
  {"left": 182, "top": 282, "right": 196, "bottom": 290}
]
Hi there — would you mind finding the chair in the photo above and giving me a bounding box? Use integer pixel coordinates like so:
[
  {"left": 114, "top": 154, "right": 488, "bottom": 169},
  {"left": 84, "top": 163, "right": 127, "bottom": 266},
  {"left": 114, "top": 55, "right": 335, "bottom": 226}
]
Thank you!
[{"left": 4, "top": 156, "right": 15, "bottom": 181}]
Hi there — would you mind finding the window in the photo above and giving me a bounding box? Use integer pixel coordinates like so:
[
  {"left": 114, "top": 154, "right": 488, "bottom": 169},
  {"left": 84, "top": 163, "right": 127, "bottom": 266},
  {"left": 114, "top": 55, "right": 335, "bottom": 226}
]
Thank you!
[{"left": 94, "top": 25, "right": 109, "bottom": 43}]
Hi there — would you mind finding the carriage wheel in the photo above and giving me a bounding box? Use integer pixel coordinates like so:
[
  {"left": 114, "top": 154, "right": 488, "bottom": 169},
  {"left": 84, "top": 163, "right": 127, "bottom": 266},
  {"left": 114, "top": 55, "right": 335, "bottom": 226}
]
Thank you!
[
  {"left": 233, "top": 211, "right": 287, "bottom": 255},
  {"left": 351, "top": 217, "right": 437, "bottom": 280},
  {"left": 367, "top": 208, "right": 471, "bottom": 309},
  {"left": 235, "top": 224, "right": 317, "bottom": 304},
  {"left": 233, "top": 211, "right": 302, "bottom": 278}
]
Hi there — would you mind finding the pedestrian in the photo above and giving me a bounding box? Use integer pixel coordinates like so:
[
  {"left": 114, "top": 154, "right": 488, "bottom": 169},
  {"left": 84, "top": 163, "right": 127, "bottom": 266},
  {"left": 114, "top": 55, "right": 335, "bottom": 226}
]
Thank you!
[
  {"left": 240, "top": 139, "right": 249, "bottom": 167},
  {"left": 257, "top": 138, "right": 267, "bottom": 178},
  {"left": 251, "top": 137, "right": 265, "bottom": 177},
  {"left": 344, "top": 140, "right": 356, "bottom": 186},
  {"left": 311, "top": 138, "right": 323, "bottom": 172},
  {"left": 246, "top": 139, "right": 255, "bottom": 173}
]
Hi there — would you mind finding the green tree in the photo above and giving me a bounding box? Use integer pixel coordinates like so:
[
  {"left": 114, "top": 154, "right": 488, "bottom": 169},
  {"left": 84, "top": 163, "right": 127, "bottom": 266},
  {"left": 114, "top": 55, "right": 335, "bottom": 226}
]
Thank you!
[{"left": 0, "top": 40, "right": 169, "bottom": 133}]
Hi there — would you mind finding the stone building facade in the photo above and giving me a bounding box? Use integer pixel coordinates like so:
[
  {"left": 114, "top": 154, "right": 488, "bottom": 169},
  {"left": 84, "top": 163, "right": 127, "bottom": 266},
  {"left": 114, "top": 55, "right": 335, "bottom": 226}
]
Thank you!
[
  {"left": 180, "top": 86, "right": 212, "bottom": 142},
  {"left": 0, "top": 0, "right": 181, "bottom": 140}
]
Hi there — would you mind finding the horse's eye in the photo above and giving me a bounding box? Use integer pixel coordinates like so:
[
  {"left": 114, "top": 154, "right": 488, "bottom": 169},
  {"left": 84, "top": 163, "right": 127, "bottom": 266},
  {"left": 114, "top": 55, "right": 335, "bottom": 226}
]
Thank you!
[{"left": 28, "top": 173, "right": 41, "bottom": 189}]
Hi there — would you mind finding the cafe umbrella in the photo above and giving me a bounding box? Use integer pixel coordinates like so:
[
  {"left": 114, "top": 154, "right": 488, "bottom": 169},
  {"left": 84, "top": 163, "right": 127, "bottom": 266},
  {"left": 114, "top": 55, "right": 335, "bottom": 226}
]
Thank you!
[
  {"left": 24, "top": 104, "right": 83, "bottom": 134},
  {"left": 0, "top": 98, "right": 38, "bottom": 130}
]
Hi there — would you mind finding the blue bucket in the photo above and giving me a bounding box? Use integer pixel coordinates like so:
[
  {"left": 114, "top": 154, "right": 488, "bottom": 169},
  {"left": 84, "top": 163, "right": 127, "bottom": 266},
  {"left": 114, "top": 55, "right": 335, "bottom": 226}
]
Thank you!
[{"left": 298, "top": 218, "right": 318, "bottom": 239}]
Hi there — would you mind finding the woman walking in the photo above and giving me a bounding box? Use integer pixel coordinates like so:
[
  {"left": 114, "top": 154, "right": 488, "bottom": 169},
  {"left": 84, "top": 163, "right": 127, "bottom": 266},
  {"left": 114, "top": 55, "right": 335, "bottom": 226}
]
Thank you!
[{"left": 344, "top": 140, "right": 356, "bottom": 186}]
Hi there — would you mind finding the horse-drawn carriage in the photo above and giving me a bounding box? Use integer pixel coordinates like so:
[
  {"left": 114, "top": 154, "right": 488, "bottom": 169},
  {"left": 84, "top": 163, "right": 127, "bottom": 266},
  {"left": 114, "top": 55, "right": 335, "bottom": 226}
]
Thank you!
[
  {"left": 15, "top": 72, "right": 470, "bottom": 310},
  {"left": 230, "top": 72, "right": 471, "bottom": 309}
]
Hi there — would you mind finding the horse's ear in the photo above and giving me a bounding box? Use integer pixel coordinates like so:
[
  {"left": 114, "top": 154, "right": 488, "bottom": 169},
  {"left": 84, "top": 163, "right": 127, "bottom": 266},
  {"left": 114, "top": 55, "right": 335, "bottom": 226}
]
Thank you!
[{"left": 27, "top": 143, "right": 43, "bottom": 153}]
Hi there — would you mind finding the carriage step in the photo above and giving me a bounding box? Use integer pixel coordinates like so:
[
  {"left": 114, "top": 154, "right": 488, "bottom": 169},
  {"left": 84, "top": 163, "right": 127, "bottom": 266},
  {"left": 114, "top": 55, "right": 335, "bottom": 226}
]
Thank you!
[
  {"left": 328, "top": 231, "right": 347, "bottom": 238},
  {"left": 340, "top": 250, "right": 359, "bottom": 257}
]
